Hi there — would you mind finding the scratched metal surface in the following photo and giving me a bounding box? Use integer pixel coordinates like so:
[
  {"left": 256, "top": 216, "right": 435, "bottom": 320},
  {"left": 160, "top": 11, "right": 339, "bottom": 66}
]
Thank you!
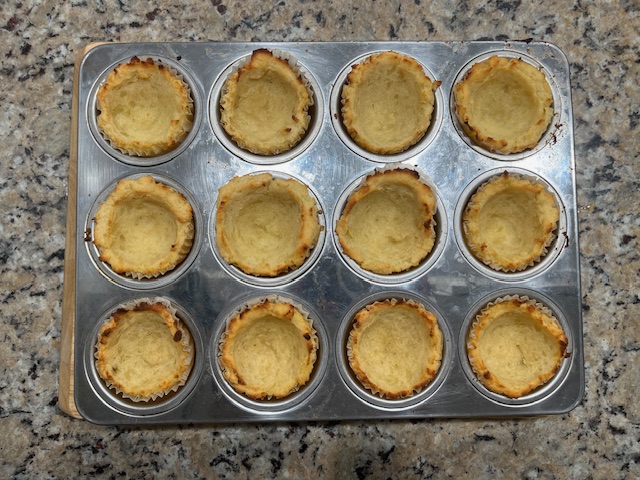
[{"left": 72, "top": 41, "right": 583, "bottom": 425}]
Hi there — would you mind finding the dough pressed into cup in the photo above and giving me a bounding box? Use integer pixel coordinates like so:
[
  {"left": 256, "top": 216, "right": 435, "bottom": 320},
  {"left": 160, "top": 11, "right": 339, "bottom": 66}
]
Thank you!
[
  {"left": 93, "top": 175, "right": 195, "bottom": 279},
  {"left": 466, "top": 296, "right": 568, "bottom": 398},
  {"left": 454, "top": 55, "right": 553, "bottom": 154},
  {"left": 97, "top": 56, "right": 194, "bottom": 157},
  {"left": 347, "top": 298, "right": 443, "bottom": 399},
  {"left": 215, "top": 173, "right": 322, "bottom": 277},
  {"left": 336, "top": 168, "right": 437, "bottom": 275},
  {"left": 341, "top": 50, "right": 440, "bottom": 154},
  {"left": 95, "top": 298, "right": 194, "bottom": 402},
  {"left": 462, "top": 171, "right": 559, "bottom": 272},
  {"left": 219, "top": 299, "right": 318, "bottom": 400},
  {"left": 219, "top": 49, "right": 313, "bottom": 155}
]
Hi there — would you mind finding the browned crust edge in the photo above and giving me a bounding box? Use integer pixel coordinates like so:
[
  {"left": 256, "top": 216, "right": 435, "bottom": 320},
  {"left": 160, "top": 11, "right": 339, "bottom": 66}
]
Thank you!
[
  {"left": 219, "top": 299, "right": 318, "bottom": 400},
  {"left": 336, "top": 168, "right": 436, "bottom": 275},
  {"left": 466, "top": 297, "right": 569, "bottom": 398},
  {"left": 347, "top": 298, "right": 444, "bottom": 399}
]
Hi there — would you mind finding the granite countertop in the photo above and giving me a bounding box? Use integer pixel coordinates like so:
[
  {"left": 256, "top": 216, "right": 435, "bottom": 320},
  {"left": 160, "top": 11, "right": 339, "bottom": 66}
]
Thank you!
[{"left": 1, "top": 1, "right": 638, "bottom": 478}]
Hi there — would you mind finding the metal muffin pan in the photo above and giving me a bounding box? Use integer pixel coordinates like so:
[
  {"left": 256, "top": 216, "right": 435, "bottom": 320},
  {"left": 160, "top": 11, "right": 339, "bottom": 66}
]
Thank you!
[{"left": 73, "top": 41, "right": 583, "bottom": 424}]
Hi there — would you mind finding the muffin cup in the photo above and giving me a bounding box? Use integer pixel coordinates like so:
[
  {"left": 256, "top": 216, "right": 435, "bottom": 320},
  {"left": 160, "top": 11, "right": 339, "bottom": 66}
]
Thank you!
[
  {"left": 333, "top": 164, "right": 447, "bottom": 285},
  {"left": 97, "top": 57, "right": 194, "bottom": 157},
  {"left": 211, "top": 294, "right": 327, "bottom": 413},
  {"left": 462, "top": 292, "right": 572, "bottom": 404},
  {"left": 93, "top": 296, "right": 195, "bottom": 403},
  {"left": 213, "top": 48, "right": 322, "bottom": 163},
  {"left": 210, "top": 170, "right": 326, "bottom": 287},
  {"left": 346, "top": 298, "right": 443, "bottom": 399},
  {"left": 463, "top": 172, "right": 559, "bottom": 272}
]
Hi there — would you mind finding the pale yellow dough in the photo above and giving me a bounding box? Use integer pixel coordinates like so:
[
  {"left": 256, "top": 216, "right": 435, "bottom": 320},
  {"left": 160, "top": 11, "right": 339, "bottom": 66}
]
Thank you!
[
  {"left": 219, "top": 300, "right": 318, "bottom": 400},
  {"left": 467, "top": 298, "right": 568, "bottom": 398},
  {"left": 347, "top": 299, "right": 443, "bottom": 399},
  {"left": 341, "top": 50, "right": 440, "bottom": 154},
  {"left": 462, "top": 172, "right": 559, "bottom": 272},
  {"left": 93, "top": 175, "right": 194, "bottom": 279}
]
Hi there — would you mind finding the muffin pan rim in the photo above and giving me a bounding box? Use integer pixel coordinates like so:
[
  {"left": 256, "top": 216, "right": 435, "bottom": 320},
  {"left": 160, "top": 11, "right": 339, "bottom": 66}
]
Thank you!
[{"left": 72, "top": 41, "right": 582, "bottom": 424}]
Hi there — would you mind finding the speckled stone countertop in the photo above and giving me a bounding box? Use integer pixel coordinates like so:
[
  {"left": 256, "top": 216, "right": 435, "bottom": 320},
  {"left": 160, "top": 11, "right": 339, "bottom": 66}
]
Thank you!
[{"left": 1, "top": 1, "right": 638, "bottom": 478}]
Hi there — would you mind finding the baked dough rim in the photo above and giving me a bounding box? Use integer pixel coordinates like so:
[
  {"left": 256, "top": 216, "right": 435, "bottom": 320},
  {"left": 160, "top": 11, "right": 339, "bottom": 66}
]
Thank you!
[
  {"left": 453, "top": 55, "right": 554, "bottom": 154},
  {"left": 95, "top": 300, "right": 194, "bottom": 401},
  {"left": 341, "top": 50, "right": 439, "bottom": 155},
  {"left": 93, "top": 175, "right": 195, "bottom": 279},
  {"left": 466, "top": 297, "right": 568, "bottom": 398},
  {"left": 336, "top": 168, "right": 437, "bottom": 275}
]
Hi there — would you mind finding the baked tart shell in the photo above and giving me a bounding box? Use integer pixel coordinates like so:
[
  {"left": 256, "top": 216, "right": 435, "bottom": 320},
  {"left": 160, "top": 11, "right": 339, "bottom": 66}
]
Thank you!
[
  {"left": 341, "top": 51, "right": 440, "bottom": 155},
  {"left": 218, "top": 299, "right": 318, "bottom": 400},
  {"left": 454, "top": 55, "right": 554, "bottom": 154},
  {"left": 95, "top": 298, "right": 194, "bottom": 402},
  {"left": 215, "top": 172, "right": 322, "bottom": 277},
  {"left": 336, "top": 168, "right": 437, "bottom": 275},
  {"left": 347, "top": 298, "right": 443, "bottom": 399},
  {"left": 462, "top": 171, "right": 559, "bottom": 272},
  {"left": 466, "top": 296, "right": 568, "bottom": 398},
  {"left": 219, "top": 49, "right": 313, "bottom": 155},
  {"left": 97, "top": 56, "right": 194, "bottom": 157},
  {"left": 93, "top": 175, "right": 195, "bottom": 279}
]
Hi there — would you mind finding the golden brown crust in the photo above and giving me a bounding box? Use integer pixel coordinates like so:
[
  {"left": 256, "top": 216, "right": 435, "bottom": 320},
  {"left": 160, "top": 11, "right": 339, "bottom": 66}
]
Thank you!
[
  {"left": 97, "top": 56, "right": 194, "bottom": 157},
  {"left": 93, "top": 175, "right": 194, "bottom": 279},
  {"left": 347, "top": 298, "right": 443, "bottom": 398},
  {"left": 462, "top": 171, "right": 559, "bottom": 272},
  {"left": 467, "top": 297, "right": 568, "bottom": 398},
  {"left": 215, "top": 173, "right": 322, "bottom": 277},
  {"left": 95, "top": 300, "right": 194, "bottom": 401},
  {"left": 341, "top": 51, "right": 439, "bottom": 154},
  {"left": 219, "top": 299, "right": 318, "bottom": 400},
  {"left": 219, "top": 49, "right": 313, "bottom": 155},
  {"left": 454, "top": 55, "right": 553, "bottom": 154},
  {"left": 336, "top": 168, "right": 436, "bottom": 275}
]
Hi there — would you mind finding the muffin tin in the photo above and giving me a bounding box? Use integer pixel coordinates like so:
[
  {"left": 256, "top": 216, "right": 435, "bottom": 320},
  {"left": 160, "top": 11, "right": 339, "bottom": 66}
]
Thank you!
[{"left": 72, "top": 41, "right": 583, "bottom": 424}]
